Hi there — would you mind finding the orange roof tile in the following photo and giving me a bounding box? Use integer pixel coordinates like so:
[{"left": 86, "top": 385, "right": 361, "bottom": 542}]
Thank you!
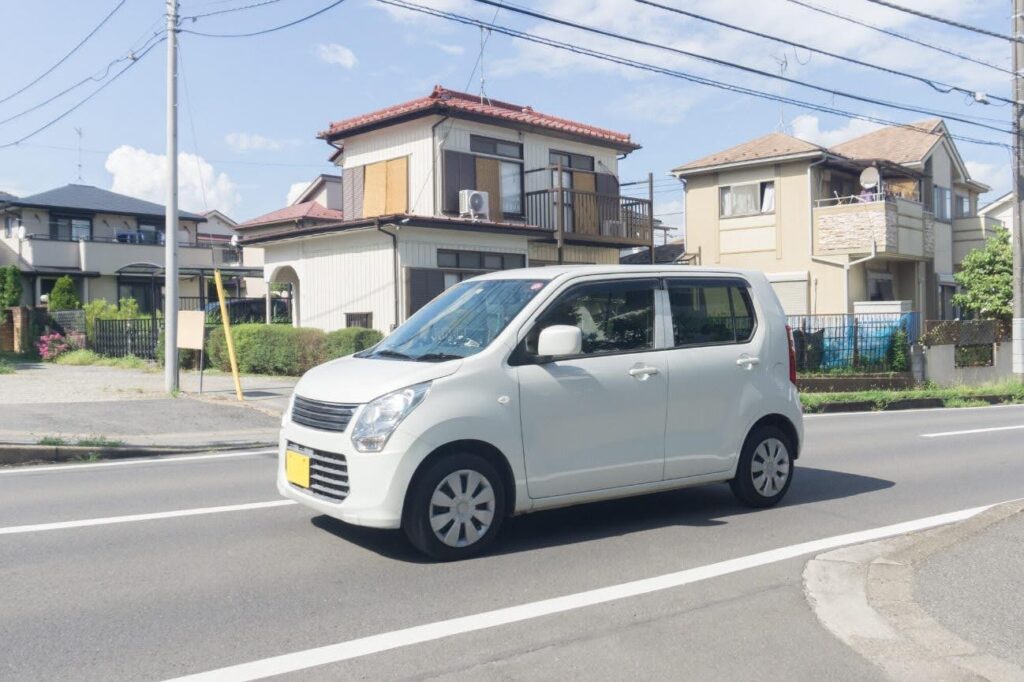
[
  {"left": 236, "top": 201, "right": 344, "bottom": 229},
  {"left": 672, "top": 133, "right": 825, "bottom": 173}
]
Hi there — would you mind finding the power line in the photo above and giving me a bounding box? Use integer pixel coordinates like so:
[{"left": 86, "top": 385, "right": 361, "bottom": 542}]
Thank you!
[
  {"left": 637, "top": 0, "right": 1014, "bottom": 107},
  {"left": 180, "top": 0, "right": 347, "bottom": 38},
  {"left": 178, "top": 43, "right": 209, "bottom": 210},
  {"left": 0, "top": 0, "right": 128, "bottom": 106},
  {"left": 782, "top": 0, "right": 1013, "bottom": 75},
  {"left": 467, "top": 0, "right": 1011, "bottom": 135},
  {"left": 863, "top": 0, "right": 1021, "bottom": 43},
  {"left": 15, "top": 142, "right": 331, "bottom": 168},
  {"left": 0, "top": 38, "right": 165, "bottom": 150},
  {"left": 378, "top": 0, "right": 1011, "bottom": 151},
  {"left": 182, "top": 0, "right": 285, "bottom": 21}
]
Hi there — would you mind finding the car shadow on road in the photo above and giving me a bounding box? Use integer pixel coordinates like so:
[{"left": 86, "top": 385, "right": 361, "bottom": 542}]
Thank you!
[{"left": 310, "top": 466, "right": 894, "bottom": 563}]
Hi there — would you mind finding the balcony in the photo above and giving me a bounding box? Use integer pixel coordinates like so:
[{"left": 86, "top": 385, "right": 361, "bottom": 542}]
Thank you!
[
  {"left": 8, "top": 234, "right": 241, "bottom": 274},
  {"left": 952, "top": 214, "right": 1001, "bottom": 264},
  {"left": 523, "top": 188, "right": 653, "bottom": 247},
  {"left": 813, "top": 195, "right": 934, "bottom": 259}
]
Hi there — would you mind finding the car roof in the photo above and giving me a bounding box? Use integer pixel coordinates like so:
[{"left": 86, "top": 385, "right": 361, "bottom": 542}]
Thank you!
[{"left": 474, "top": 264, "right": 763, "bottom": 282}]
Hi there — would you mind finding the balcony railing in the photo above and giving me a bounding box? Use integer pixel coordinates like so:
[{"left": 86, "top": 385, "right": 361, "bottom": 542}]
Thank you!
[
  {"left": 813, "top": 194, "right": 933, "bottom": 259},
  {"left": 523, "top": 188, "right": 652, "bottom": 246},
  {"left": 23, "top": 233, "right": 216, "bottom": 249}
]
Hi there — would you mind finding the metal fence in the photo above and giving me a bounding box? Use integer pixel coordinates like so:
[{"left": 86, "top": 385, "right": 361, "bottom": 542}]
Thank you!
[
  {"left": 92, "top": 318, "right": 161, "bottom": 359},
  {"left": 787, "top": 312, "right": 920, "bottom": 373},
  {"left": 48, "top": 309, "right": 86, "bottom": 335},
  {"left": 177, "top": 296, "right": 292, "bottom": 325}
]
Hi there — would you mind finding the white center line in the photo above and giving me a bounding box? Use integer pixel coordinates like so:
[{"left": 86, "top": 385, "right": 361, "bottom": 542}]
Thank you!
[
  {"left": 163, "top": 502, "right": 1001, "bottom": 682},
  {"left": 921, "top": 424, "right": 1024, "bottom": 438},
  {"left": 0, "top": 449, "right": 277, "bottom": 475},
  {"left": 0, "top": 500, "right": 295, "bottom": 536}
]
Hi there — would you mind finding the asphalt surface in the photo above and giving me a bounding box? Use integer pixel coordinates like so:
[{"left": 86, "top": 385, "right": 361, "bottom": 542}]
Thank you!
[{"left": 1, "top": 405, "right": 1023, "bottom": 681}]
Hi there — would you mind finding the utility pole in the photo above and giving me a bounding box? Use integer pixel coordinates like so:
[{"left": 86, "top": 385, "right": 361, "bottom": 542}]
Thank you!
[
  {"left": 1014, "top": 0, "right": 1024, "bottom": 379},
  {"left": 164, "top": 0, "right": 179, "bottom": 393}
]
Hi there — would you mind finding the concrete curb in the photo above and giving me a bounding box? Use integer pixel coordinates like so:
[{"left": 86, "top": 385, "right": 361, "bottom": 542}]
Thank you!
[
  {"left": 808, "top": 393, "right": 1020, "bottom": 414},
  {"left": 804, "top": 501, "right": 1024, "bottom": 681},
  {"left": 0, "top": 441, "right": 277, "bottom": 467}
]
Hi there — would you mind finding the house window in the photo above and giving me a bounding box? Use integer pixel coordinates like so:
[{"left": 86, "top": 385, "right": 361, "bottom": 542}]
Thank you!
[
  {"left": 954, "top": 194, "right": 972, "bottom": 218},
  {"left": 437, "top": 249, "right": 525, "bottom": 272},
  {"left": 50, "top": 215, "right": 92, "bottom": 241},
  {"left": 118, "top": 280, "right": 158, "bottom": 314},
  {"left": 719, "top": 181, "right": 774, "bottom": 217},
  {"left": 668, "top": 280, "right": 757, "bottom": 346},
  {"left": 137, "top": 222, "right": 165, "bottom": 245},
  {"left": 3, "top": 215, "right": 12, "bottom": 238},
  {"left": 867, "top": 271, "right": 895, "bottom": 301},
  {"left": 933, "top": 186, "right": 952, "bottom": 220},
  {"left": 500, "top": 161, "right": 522, "bottom": 216},
  {"left": 346, "top": 312, "right": 372, "bottom": 328},
  {"left": 549, "top": 150, "right": 594, "bottom": 171},
  {"left": 470, "top": 135, "right": 522, "bottom": 159}
]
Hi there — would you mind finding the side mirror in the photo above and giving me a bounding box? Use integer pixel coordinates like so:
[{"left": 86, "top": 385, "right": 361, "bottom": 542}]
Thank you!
[{"left": 537, "top": 325, "right": 582, "bottom": 358}]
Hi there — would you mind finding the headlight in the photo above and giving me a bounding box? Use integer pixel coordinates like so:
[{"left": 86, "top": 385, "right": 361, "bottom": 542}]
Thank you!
[{"left": 350, "top": 382, "right": 431, "bottom": 453}]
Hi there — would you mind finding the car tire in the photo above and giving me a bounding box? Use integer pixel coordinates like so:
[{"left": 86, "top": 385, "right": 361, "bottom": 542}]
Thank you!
[
  {"left": 403, "top": 452, "right": 506, "bottom": 561},
  {"left": 729, "top": 425, "right": 794, "bottom": 508}
]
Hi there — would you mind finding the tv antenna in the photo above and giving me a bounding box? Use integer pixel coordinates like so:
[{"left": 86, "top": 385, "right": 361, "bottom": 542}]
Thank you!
[
  {"left": 771, "top": 54, "right": 788, "bottom": 132},
  {"left": 74, "top": 127, "right": 84, "bottom": 182}
]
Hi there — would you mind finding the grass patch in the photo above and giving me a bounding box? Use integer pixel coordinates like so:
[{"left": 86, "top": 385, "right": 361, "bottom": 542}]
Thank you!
[
  {"left": 74, "top": 436, "right": 125, "bottom": 448},
  {"left": 800, "top": 380, "right": 1024, "bottom": 413},
  {"left": 37, "top": 436, "right": 67, "bottom": 446},
  {"left": 56, "top": 349, "right": 153, "bottom": 370},
  {"left": 0, "top": 359, "right": 12, "bottom": 375}
]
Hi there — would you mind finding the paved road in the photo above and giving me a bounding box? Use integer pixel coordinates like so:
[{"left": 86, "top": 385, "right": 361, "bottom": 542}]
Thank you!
[{"left": 1, "top": 405, "right": 1023, "bottom": 681}]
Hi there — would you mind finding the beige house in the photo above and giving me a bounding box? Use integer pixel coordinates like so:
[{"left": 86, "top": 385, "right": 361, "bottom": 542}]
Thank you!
[
  {"left": 978, "top": 191, "right": 1014, "bottom": 231},
  {"left": 242, "top": 85, "right": 653, "bottom": 333},
  {"left": 673, "top": 119, "right": 993, "bottom": 319}
]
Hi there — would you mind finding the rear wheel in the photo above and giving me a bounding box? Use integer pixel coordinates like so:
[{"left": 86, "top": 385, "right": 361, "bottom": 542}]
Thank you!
[
  {"left": 403, "top": 452, "right": 506, "bottom": 561},
  {"left": 729, "top": 425, "right": 794, "bottom": 508}
]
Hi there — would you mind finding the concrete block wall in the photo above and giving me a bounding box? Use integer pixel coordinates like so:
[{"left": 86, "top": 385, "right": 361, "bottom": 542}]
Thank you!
[{"left": 923, "top": 342, "right": 1013, "bottom": 387}]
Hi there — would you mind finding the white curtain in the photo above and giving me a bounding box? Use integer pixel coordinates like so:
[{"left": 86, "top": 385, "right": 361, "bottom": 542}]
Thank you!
[{"left": 761, "top": 182, "right": 775, "bottom": 213}]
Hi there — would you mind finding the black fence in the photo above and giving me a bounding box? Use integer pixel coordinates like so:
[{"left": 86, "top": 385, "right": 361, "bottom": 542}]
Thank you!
[
  {"left": 178, "top": 296, "right": 292, "bottom": 325},
  {"left": 787, "top": 313, "right": 920, "bottom": 373},
  {"left": 92, "top": 318, "right": 161, "bottom": 359}
]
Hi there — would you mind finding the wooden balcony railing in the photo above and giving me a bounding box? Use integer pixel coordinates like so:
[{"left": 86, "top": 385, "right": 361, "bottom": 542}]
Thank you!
[{"left": 523, "top": 188, "right": 653, "bottom": 246}]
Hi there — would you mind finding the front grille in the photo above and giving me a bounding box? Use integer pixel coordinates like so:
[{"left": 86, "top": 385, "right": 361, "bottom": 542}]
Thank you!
[
  {"left": 291, "top": 395, "right": 358, "bottom": 433},
  {"left": 289, "top": 442, "right": 349, "bottom": 502}
]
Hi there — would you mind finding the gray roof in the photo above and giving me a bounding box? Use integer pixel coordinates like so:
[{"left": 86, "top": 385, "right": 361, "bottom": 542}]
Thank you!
[
  {"left": 7, "top": 184, "right": 205, "bottom": 221},
  {"left": 620, "top": 241, "right": 688, "bottom": 265},
  {"left": 0, "top": 191, "right": 17, "bottom": 202}
]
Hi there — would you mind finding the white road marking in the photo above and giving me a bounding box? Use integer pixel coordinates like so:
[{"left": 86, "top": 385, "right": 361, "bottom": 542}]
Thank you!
[
  {"left": 921, "top": 424, "right": 1024, "bottom": 438},
  {"left": 804, "top": 402, "right": 1024, "bottom": 419},
  {"left": 0, "top": 500, "right": 295, "bottom": 536},
  {"left": 0, "top": 449, "right": 277, "bottom": 475},
  {"left": 164, "top": 503, "right": 999, "bottom": 682}
]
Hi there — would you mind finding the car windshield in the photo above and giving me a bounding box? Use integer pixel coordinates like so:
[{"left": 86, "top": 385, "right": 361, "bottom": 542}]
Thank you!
[{"left": 361, "top": 278, "right": 549, "bottom": 361}]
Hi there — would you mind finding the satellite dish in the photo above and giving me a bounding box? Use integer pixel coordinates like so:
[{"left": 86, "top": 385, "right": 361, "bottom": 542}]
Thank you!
[
  {"left": 859, "top": 167, "right": 880, "bottom": 189},
  {"left": 230, "top": 234, "right": 240, "bottom": 247}
]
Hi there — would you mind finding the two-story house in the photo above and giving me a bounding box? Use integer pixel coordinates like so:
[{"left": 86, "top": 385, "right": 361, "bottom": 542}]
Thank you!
[
  {"left": 673, "top": 119, "right": 995, "bottom": 319},
  {"left": 240, "top": 85, "right": 653, "bottom": 332},
  {"left": 0, "top": 184, "right": 262, "bottom": 312}
]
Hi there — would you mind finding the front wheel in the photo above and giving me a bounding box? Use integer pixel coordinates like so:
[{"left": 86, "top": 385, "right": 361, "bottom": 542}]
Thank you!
[
  {"left": 403, "top": 452, "right": 506, "bottom": 561},
  {"left": 729, "top": 425, "right": 794, "bottom": 508}
]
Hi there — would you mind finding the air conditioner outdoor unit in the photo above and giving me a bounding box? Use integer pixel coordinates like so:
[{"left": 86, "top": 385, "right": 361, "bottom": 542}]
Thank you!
[{"left": 459, "top": 189, "right": 490, "bottom": 221}]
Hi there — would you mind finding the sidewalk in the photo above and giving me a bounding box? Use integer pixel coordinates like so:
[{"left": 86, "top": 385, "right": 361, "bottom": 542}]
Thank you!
[{"left": 0, "top": 362, "right": 296, "bottom": 451}]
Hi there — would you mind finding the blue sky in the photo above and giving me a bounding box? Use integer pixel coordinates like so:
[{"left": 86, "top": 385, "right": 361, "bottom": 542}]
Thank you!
[{"left": 0, "top": 0, "right": 1015, "bottom": 230}]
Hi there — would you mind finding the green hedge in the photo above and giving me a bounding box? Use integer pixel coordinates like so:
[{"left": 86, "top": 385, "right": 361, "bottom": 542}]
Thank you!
[{"left": 204, "top": 324, "right": 383, "bottom": 376}]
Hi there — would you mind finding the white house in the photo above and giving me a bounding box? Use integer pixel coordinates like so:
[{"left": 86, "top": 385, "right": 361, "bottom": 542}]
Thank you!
[{"left": 240, "top": 85, "right": 653, "bottom": 333}]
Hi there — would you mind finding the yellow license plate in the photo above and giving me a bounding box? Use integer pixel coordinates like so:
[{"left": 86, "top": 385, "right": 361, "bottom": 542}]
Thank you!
[{"left": 285, "top": 450, "right": 310, "bottom": 488}]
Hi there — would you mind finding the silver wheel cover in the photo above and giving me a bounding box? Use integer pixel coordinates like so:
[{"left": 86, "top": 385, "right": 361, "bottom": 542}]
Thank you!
[
  {"left": 429, "top": 469, "right": 496, "bottom": 548},
  {"left": 750, "top": 437, "right": 790, "bottom": 497}
]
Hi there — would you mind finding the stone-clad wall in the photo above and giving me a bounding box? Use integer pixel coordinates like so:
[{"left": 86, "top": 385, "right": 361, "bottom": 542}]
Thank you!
[{"left": 814, "top": 202, "right": 896, "bottom": 254}]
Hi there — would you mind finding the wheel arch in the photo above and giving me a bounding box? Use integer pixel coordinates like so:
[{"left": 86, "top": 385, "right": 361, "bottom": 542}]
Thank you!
[
  {"left": 403, "top": 439, "right": 517, "bottom": 520},
  {"left": 747, "top": 414, "right": 801, "bottom": 458}
]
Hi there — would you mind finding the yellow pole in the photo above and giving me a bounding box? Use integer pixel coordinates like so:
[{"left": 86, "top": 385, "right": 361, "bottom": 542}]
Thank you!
[{"left": 214, "top": 269, "right": 243, "bottom": 401}]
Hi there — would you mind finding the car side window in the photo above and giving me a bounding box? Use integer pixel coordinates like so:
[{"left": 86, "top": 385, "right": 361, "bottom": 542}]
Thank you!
[
  {"left": 668, "top": 279, "right": 756, "bottom": 346},
  {"left": 526, "top": 279, "right": 657, "bottom": 356}
]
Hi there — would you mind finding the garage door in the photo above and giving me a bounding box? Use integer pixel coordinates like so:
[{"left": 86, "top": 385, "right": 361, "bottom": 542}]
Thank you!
[{"left": 770, "top": 279, "right": 808, "bottom": 315}]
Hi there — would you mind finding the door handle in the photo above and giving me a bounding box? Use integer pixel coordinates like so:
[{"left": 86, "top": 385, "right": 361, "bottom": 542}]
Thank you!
[
  {"left": 628, "top": 365, "right": 660, "bottom": 378},
  {"left": 736, "top": 356, "right": 761, "bottom": 368}
]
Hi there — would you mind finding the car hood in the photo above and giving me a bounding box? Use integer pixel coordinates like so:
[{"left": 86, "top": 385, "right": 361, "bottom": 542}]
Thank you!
[{"left": 293, "top": 355, "right": 463, "bottom": 404}]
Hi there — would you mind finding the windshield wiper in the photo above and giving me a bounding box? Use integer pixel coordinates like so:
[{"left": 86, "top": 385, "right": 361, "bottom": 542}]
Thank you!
[
  {"left": 371, "top": 349, "right": 413, "bottom": 360},
  {"left": 414, "top": 352, "right": 463, "bottom": 362}
]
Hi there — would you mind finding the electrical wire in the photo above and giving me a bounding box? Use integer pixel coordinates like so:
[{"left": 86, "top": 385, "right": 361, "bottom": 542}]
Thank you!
[
  {"left": 378, "top": 0, "right": 1011, "bottom": 151},
  {"left": 467, "top": 0, "right": 1011, "bottom": 135},
  {"left": 637, "top": 0, "right": 1014, "bottom": 107},
  {"left": 182, "top": 0, "right": 284, "bottom": 21},
  {"left": 180, "top": 0, "right": 346, "bottom": 38},
  {"left": 17, "top": 142, "right": 331, "bottom": 168},
  {"left": 782, "top": 0, "right": 1012, "bottom": 75},
  {"left": 863, "top": 0, "right": 1020, "bottom": 43},
  {"left": 0, "top": 38, "right": 165, "bottom": 150},
  {"left": 178, "top": 43, "right": 209, "bottom": 210},
  {"left": 0, "top": 0, "right": 128, "bottom": 105}
]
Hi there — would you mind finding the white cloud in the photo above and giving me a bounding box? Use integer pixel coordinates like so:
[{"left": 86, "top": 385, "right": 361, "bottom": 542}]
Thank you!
[
  {"left": 618, "top": 85, "right": 699, "bottom": 125},
  {"left": 224, "top": 132, "right": 286, "bottom": 152},
  {"left": 286, "top": 181, "right": 311, "bottom": 206},
  {"left": 316, "top": 43, "right": 358, "bottom": 69},
  {"left": 966, "top": 161, "right": 1010, "bottom": 195},
  {"left": 790, "top": 115, "right": 882, "bottom": 147},
  {"left": 432, "top": 42, "right": 465, "bottom": 56},
  {"left": 105, "top": 145, "right": 240, "bottom": 215}
]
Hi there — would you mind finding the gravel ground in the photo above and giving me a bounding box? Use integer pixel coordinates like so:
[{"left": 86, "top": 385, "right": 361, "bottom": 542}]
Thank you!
[{"left": 915, "top": 510, "right": 1024, "bottom": 669}]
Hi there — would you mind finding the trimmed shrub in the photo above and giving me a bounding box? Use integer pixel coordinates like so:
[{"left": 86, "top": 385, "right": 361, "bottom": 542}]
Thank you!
[
  {"left": 48, "top": 275, "right": 81, "bottom": 311},
  {"left": 208, "top": 324, "right": 327, "bottom": 376},
  {"left": 155, "top": 329, "right": 206, "bottom": 370},
  {"left": 323, "top": 327, "right": 383, "bottom": 360},
  {"left": 0, "top": 265, "right": 23, "bottom": 308}
]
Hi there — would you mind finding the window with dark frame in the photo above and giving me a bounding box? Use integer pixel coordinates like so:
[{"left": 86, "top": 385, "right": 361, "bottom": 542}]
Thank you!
[
  {"left": 549, "top": 150, "right": 595, "bottom": 171},
  {"left": 49, "top": 215, "right": 92, "bottom": 241},
  {"left": 668, "top": 280, "right": 756, "bottom": 346},
  {"left": 469, "top": 135, "right": 523, "bottom": 159},
  {"left": 346, "top": 312, "right": 373, "bottom": 329}
]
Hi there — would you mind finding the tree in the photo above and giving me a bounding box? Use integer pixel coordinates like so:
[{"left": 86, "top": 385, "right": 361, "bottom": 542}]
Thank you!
[
  {"left": 0, "top": 265, "right": 23, "bottom": 308},
  {"left": 952, "top": 226, "right": 1013, "bottom": 320},
  {"left": 47, "top": 275, "right": 81, "bottom": 311}
]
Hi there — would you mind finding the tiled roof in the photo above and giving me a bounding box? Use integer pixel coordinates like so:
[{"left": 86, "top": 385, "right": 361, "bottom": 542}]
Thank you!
[
  {"left": 236, "top": 201, "right": 344, "bottom": 229},
  {"left": 320, "top": 85, "right": 640, "bottom": 150},
  {"left": 0, "top": 191, "right": 17, "bottom": 202},
  {"left": 672, "top": 133, "right": 825, "bottom": 173},
  {"left": 9, "top": 184, "right": 206, "bottom": 221},
  {"left": 620, "top": 240, "right": 687, "bottom": 265},
  {"left": 829, "top": 118, "right": 943, "bottom": 165}
]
